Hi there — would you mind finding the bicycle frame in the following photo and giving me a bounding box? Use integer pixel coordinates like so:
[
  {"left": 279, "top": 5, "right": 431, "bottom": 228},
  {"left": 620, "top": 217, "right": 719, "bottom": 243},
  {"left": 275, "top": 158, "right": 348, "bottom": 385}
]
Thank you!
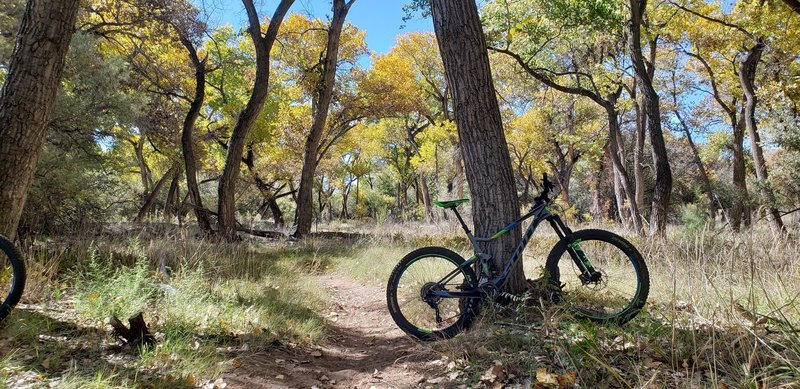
[{"left": 431, "top": 200, "right": 599, "bottom": 299}]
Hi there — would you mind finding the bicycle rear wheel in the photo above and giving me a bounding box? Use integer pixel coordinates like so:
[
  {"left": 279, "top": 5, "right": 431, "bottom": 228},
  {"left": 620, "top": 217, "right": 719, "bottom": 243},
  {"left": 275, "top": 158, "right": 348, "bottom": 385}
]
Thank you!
[
  {"left": 386, "top": 247, "right": 479, "bottom": 340},
  {"left": 546, "top": 229, "right": 648, "bottom": 324},
  {"left": 0, "top": 235, "right": 25, "bottom": 321}
]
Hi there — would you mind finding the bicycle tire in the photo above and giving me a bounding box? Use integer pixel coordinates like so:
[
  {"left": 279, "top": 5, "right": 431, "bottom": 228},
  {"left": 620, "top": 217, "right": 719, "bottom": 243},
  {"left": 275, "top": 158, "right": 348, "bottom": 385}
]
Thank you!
[
  {"left": 386, "top": 247, "right": 480, "bottom": 341},
  {"left": 546, "top": 229, "right": 649, "bottom": 324},
  {"left": 0, "top": 234, "right": 25, "bottom": 321}
]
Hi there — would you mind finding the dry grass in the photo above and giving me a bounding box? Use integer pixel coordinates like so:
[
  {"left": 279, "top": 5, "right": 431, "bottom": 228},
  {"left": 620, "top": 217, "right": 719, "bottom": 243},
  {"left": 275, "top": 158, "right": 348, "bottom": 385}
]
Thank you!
[{"left": 1, "top": 221, "right": 799, "bottom": 388}]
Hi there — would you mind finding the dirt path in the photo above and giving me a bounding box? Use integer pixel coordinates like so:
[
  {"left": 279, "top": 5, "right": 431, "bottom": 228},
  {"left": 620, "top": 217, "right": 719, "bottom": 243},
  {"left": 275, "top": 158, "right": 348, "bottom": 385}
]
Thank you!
[{"left": 225, "top": 274, "right": 444, "bottom": 388}]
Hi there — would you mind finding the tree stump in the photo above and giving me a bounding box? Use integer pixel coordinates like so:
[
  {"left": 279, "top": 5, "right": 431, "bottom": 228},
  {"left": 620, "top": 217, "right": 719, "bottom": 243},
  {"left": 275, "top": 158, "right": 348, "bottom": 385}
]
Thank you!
[{"left": 110, "top": 312, "right": 155, "bottom": 348}]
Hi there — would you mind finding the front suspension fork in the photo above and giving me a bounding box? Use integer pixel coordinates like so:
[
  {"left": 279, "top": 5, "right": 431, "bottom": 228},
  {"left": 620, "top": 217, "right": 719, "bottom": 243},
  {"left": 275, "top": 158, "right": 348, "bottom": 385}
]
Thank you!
[{"left": 547, "top": 216, "right": 601, "bottom": 284}]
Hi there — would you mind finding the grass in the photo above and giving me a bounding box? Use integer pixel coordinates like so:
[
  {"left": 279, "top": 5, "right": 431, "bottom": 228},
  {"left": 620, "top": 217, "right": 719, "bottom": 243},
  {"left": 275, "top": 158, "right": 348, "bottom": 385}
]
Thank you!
[{"left": 1, "top": 221, "right": 799, "bottom": 387}]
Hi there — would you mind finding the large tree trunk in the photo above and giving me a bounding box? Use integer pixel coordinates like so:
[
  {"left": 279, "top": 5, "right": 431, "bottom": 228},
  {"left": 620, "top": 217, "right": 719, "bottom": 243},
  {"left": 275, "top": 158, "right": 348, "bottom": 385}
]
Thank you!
[
  {"left": 0, "top": 0, "right": 81, "bottom": 239},
  {"left": 628, "top": 0, "right": 672, "bottom": 236},
  {"left": 430, "top": 0, "right": 525, "bottom": 292},
  {"left": 632, "top": 82, "right": 647, "bottom": 216},
  {"left": 731, "top": 109, "right": 749, "bottom": 231},
  {"left": 738, "top": 42, "right": 784, "bottom": 233},
  {"left": 217, "top": 0, "right": 294, "bottom": 241},
  {"left": 179, "top": 36, "right": 214, "bottom": 234},
  {"left": 294, "top": 0, "right": 355, "bottom": 238}
]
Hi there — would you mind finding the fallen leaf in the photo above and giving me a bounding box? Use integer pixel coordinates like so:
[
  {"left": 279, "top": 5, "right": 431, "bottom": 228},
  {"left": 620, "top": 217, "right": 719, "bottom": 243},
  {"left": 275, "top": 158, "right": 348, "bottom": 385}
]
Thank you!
[
  {"left": 556, "top": 371, "right": 577, "bottom": 386},
  {"left": 536, "top": 368, "right": 558, "bottom": 385},
  {"left": 481, "top": 360, "right": 505, "bottom": 385}
]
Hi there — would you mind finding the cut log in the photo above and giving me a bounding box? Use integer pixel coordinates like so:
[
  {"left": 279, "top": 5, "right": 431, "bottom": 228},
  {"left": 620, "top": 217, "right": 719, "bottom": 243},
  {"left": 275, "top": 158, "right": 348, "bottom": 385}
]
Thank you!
[{"left": 110, "top": 312, "right": 155, "bottom": 348}]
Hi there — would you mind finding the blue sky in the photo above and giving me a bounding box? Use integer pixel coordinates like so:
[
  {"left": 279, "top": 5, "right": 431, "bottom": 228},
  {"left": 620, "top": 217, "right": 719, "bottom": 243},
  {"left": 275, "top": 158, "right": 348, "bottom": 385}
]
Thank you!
[{"left": 196, "top": 0, "right": 433, "bottom": 55}]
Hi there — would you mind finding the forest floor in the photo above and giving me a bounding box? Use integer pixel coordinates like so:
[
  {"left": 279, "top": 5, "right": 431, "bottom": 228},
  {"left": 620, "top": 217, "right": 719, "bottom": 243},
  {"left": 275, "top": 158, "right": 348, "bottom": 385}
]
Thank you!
[{"left": 1, "top": 223, "right": 799, "bottom": 388}]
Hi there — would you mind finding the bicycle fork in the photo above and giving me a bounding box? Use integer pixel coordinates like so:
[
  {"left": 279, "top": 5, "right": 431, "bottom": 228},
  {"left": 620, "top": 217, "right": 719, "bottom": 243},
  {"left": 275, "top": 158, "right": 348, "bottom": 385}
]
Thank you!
[{"left": 547, "top": 216, "right": 602, "bottom": 285}]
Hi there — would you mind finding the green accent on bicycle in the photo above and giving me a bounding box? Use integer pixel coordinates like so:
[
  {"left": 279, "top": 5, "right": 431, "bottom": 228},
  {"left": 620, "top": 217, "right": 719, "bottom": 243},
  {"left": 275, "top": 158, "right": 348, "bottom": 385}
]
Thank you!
[
  {"left": 568, "top": 239, "right": 595, "bottom": 270},
  {"left": 433, "top": 198, "right": 470, "bottom": 209},
  {"left": 489, "top": 229, "right": 508, "bottom": 239}
]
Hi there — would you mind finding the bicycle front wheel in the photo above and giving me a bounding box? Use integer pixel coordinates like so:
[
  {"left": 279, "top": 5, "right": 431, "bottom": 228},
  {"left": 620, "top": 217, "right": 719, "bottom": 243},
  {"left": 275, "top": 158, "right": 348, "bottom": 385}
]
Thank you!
[
  {"left": 0, "top": 235, "right": 25, "bottom": 321},
  {"left": 386, "top": 247, "right": 479, "bottom": 341},
  {"left": 546, "top": 229, "right": 649, "bottom": 324}
]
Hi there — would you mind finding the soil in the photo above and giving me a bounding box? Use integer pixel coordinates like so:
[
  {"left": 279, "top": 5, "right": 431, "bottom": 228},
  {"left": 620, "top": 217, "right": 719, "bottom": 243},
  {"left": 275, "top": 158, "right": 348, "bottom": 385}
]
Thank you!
[{"left": 224, "top": 274, "right": 444, "bottom": 389}]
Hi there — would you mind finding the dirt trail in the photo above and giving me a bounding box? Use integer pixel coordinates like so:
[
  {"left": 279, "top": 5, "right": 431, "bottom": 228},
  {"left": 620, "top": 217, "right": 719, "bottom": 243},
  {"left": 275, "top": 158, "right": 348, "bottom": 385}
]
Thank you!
[{"left": 225, "top": 274, "right": 443, "bottom": 388}]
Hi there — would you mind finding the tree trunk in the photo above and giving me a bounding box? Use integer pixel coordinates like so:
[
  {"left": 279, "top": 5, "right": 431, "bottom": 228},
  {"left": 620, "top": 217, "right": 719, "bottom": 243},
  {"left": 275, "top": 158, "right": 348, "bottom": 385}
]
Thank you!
[
  {"left": 268, "top": 197, "right": 284, "bottom": 226},
  {"left": 731, "top": 109, "right": 748, "bottom": 231},
  {"left": 293, "top": 0, "right": 355, "bottom": 238},
  {"left": 675, "top": 109, "right": 716, "bottom": 225},
  {"left": 419, "top": 174, "right": 433, "bottom": 221},
  {"left": 783, "top": 0, "right": 800, "bottom": 16},
  {"left": 217, "top": 0, "right": 294, "bottom": 241},
  {"left": 136, "top": 166, "right": 178, "bottom": 222},
  {"left": 163, "top": 168, "right": 181, "bottom": 220},
  {"left": 628, "top": 0, "right": 672, "bottom": 236},
  {"left": 632, "top": 81, "right": 646, "bottom": 216},
  {"left": 738, "top": 41, "right": 784, "bottom": 233},
  {"left": 0, "top": 0, "right": 81, "bottom": 238},
  {"left": 179, "top": 35, "right": 214, "bottom": 234},
  {"left": 606, "top": 107, "right": 643, "bottom": 233},
  {"left": 430, "top": 0, "right": 525, "bottom": 292},
  {"left": 590, "top": 157, "right": 605, "bottom": 222},
  {"left": 134, "top": 134, "right": 153, "bottom": 198}
]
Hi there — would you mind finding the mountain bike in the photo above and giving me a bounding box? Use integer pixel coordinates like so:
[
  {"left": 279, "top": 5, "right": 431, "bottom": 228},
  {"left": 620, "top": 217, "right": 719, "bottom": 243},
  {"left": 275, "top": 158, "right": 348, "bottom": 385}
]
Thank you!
[
  {"left": 0, "top": 234, "right": 25, "bottom": 322},
  {"left": 386, "top": 174, "right": 649, "bottom": 340}
]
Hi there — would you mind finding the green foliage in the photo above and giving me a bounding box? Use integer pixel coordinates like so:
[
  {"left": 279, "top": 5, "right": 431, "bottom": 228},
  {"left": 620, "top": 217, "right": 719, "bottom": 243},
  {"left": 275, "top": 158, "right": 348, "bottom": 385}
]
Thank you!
[
  {"left": 679, "top": 203, "right": 708, "bottom": 234},
  {"left": 72, "top": 240, "right": 156, "bottom": 321}
]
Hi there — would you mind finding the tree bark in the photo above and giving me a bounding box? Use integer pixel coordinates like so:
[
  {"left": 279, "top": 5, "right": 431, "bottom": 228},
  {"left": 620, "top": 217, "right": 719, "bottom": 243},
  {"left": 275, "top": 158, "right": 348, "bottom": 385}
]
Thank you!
[
  {"left": 179, "top": 35, "right": 214, "bottom": 234},
  {"left": 294, "top": 0, "right": 356, "bottom": 238},
  {"left": 217, "top": 0, "right": 294, "bottom": 241},
  {"left": 730, "top": 109, "right": 748, "bottom": 230},
  {"left": 430, "top": 0, "right": 525, "bottom": 292},
  {"left": 628, "top": 0, "right": 672, "bottom": 236},
  {"left": 0, "top": 0, "right": 81, "bottom": 238},
  {"left": 632, "top": 85, "right": 647, "bottom": 217},
  {"left": 163, "top": 167, "right": 181, "bottom": 220},
  {"left": 738, "top": 41, "right": 784, "bottom": 233},
  {"left": 607, "top": 107, "right": 644, "bottom": 232},
  {"left": 136, "top": 166, "right": 178, "bottom": 222},
  {"left": 783, "top": 0, "right": 800, "bottom": 16}
]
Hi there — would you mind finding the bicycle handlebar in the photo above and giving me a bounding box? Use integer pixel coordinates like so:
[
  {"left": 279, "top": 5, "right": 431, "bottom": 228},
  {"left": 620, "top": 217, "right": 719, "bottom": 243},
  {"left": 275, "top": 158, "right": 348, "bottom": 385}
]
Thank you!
[{"left": 535, "top": 173, "right": 555, "bottom": 203}]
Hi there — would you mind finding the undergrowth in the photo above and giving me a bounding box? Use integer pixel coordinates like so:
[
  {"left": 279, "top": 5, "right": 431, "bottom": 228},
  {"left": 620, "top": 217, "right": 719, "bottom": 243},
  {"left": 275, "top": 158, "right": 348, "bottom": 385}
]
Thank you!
[{"left": 1, "top": 222, "right": 798, "bottom": 388}]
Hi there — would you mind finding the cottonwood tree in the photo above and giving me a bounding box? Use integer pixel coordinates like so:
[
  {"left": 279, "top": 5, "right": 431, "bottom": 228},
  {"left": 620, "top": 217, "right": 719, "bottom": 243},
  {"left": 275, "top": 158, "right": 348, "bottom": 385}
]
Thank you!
[
  {"left": 628, "top": 0, "right": 673, "bottom": 236},
  {"left": 0, "top": 0, "right": 82, "bottom": 238},
  {"left": 217, "top": 0, "right": 295, "bottom": 241},
  {"left": 673, "top": 0, "right": 794, "bottom": 233},
  {"left": 429, "top": 0, "right": 526, "bottom": 292},
  {"left": 483, "top": 0, "right": 645, "bottom": 233},
  {"left": 293, "top": 0, "right": 357, "bottom": 238}
]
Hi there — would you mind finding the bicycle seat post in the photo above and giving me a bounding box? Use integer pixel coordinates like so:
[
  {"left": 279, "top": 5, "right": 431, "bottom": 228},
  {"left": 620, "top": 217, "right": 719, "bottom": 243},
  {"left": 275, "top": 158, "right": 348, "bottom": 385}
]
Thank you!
[{"left": 450, "top": 208, "right": 470, "bottom": 235}]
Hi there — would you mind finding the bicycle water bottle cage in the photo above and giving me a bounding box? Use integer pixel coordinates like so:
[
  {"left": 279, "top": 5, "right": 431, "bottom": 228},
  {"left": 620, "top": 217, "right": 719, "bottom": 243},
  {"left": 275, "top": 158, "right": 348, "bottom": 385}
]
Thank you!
[{"left": 433, "top": 198, "right": 469, "bottom": 209}]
